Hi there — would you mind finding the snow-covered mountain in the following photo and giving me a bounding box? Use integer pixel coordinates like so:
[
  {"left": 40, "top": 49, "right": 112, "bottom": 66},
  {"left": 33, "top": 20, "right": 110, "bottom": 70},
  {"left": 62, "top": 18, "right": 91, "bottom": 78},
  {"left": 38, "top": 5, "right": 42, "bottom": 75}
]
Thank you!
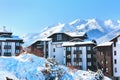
[{"left": 21, "top": 18, "right": 120, "bottom": 47}]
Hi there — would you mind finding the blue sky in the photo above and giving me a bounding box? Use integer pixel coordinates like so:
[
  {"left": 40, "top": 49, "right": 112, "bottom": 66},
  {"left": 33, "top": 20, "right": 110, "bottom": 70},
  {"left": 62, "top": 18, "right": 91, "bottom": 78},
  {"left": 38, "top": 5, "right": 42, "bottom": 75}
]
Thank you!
[{"left": 0, "top": 0, "right": 120, "bottom": 36}]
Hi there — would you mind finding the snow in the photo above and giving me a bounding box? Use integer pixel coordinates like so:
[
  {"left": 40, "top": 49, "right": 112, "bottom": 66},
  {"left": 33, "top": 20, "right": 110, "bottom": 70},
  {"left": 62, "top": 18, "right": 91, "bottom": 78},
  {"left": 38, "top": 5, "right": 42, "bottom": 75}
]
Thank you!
[
  {"left": 65, "top": 32, "right": 86, "bottom": 37},
  {"left": 21, "top": 19, "right": 120, "bottom": 47},
  {"left": 96, "top": 42, "right": 113, "bottom": 47},
  {"left": 69, "top": 19, "right": 80, "bottom": 25},
  {"left": 62, "top": 41, "right": 95, "bottom": 46},
  {"left": 0, "top": 53, "right": 111, "bottom": 80}
]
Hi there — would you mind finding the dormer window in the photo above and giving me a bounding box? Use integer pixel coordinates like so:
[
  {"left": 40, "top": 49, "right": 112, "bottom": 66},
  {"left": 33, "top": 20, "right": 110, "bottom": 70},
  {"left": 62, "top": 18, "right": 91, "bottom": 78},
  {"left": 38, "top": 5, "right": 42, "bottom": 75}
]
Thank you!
[{"left": 57, "top": 34, "right": 62, "bottom": 41}]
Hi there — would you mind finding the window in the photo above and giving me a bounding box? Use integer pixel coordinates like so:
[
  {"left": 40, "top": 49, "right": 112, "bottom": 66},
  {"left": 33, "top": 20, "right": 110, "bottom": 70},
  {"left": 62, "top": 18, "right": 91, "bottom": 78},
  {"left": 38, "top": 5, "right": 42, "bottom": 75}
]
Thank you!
[
  {"left": 53, "top": 48, "right": 55, "bottom": 52},
  {"left": 114, "top": 42, "right": 116, "bottom": 47},
  {"left": 66, "top": 47, "right": 71, "bottom": 51},
  {"left": 79, "top": 62, "right": 82, "bottom": 66},
  {"left": 87, "top": 46, "right": 91, "bottom": 51},
  {"left": 16, "top": 42, "right": 20, "bottom": 46},
  {"left": 5, "top": 42, "right": 11, "bottom": 45},
  {"left": 106, "top": 68, "right": 108, "bottom": 72},
  {"left": 115, "top": 67, "right": 117, "bottom": 73},
  {"left": 114, "top": 59, "right": 117, "bottom": 64},
  {"left": 75, "top": 47, "right": 82, "bottom": 51},
  {"left": 114, "top": 51, "right": 117, "bottom": 56},
  {"left": 67, "top": 55, "right": 71, "bottom": 58},
  {"left": 8, "top": 49, "right": 11, "bottom": 53},
  {"left": 74, "top": 62, "right": 76, "bottom": 66},
  {"left": 7, "top": 42, "right": 11, "bottom": 45},
  {"left": 79, "top": 54, "right": 82, "bottom": 58},
  {"left": 106, "top": 61, "right": 108, "bottom": 64},
  {"left": 74, "top": 54, "right": 76, "bottom": 58},
  {"left": 67, "top": 62, "right": 71, "bottom": 66},
  {"left": 0, "top": 42, "right": 2, "bottom": 45},
  {"left": 88, "top": 62, "right": 91, "bottom": 66},
  {"left": 4, "top": 49, "right": 7, "bottom": 53},
  {"left": 16, "top": 50, "right": 20, "bottom": 53},
  {"left": 57, "top": 34, "right": 62, "bottom": 41},
  {"left": 101, "top": 61, "right": 103, "bottom": 64},
  {"left": 87, "top": 54, "right": 91, "bottom": 58},
  {"left": 102, "top": 68, "right": 104, "bottom": 71},
  {"left": 100, "top": 52, "right": 103, "bottom": 56},
  {"left": 40, "top": 41, "right": 44, "bottom": 45}
]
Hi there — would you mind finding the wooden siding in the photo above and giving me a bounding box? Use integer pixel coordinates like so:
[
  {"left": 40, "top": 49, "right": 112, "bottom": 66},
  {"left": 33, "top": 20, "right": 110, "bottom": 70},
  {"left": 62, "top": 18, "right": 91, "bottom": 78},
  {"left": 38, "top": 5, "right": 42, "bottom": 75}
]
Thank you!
[
  {"left": 48, "top": 33, "right": 72, "bottom": 42},
  {"left": 97, "top": 46, "right": 113, "bottom": 77}
]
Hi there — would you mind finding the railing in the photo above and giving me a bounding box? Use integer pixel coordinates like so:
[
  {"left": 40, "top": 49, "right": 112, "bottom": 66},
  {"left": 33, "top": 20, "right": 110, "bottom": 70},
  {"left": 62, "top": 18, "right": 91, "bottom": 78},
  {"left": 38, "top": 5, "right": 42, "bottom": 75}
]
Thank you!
[
  {"left": 66, "top": 59, "right": 71, "bottom": 62},
  {"left": 4, "top": 52, "right": 11, "bottom": 56},
  {"left": 74, "top": 50, "right": 82, "bottom": 54},
  {"left": 74, "top": 58, "right": 82, "bottom": 62},
  {"left": 4, "top": 45, "right": 11, "bottom": 49}
]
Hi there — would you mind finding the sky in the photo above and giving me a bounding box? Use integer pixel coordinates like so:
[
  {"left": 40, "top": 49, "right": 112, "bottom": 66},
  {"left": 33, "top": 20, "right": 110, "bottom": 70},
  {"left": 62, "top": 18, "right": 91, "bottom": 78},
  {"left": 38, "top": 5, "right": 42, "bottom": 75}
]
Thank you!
[{"left": 0, "top": 0, "right": 120, "bottom": 36}]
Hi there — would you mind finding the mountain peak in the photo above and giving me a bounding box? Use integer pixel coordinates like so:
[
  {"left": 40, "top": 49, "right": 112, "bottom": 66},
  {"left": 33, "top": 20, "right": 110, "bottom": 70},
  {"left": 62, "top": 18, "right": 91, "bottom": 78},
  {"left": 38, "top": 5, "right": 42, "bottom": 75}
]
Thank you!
[{"left": 21, "top": 18, "right": 120, "bottom": 47}]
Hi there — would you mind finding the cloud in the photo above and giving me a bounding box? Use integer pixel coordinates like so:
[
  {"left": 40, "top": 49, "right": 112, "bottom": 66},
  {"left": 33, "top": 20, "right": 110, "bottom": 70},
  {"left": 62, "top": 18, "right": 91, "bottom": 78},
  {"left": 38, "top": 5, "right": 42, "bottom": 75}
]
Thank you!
[{"left": 104, "top": 19, "right": 114, "bottom": 28}]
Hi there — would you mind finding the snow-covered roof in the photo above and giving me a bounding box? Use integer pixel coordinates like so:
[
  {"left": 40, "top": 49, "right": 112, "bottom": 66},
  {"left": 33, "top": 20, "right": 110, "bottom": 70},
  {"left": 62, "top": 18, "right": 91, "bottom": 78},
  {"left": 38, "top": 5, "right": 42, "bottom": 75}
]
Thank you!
[
  {"left": 48, "top": 32, "right": 86, "bottom": 38},
  {"left": 110, "top": 34, "right": 120, "bottom": 41},
  {"left": 38, "top": 38, "right": 52, "bottom": 41},
  {"left": 28, "top": 38, "right": 52, "bottom": 47},
  {"left": 0, "top": 35, "right": 23, "bottom": 41},
  {"left": 62, "top": 41, "right": 95, "bottom": 46},
  {"left": 96, "top": 42, "right": 113, "bottom": 47},
  {"left": 65, "top": 32, "right": 86, "bottom": 37}
]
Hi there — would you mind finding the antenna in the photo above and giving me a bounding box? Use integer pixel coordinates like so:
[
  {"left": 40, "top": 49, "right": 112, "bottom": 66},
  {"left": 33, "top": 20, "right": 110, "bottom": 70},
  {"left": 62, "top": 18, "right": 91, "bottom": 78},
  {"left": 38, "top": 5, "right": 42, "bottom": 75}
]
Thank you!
[
  {"left": 3, "top": 26, "right": 6, "bottom": 29},
  {"left": 3, "top": 26, "right": 6, "bottom": 31}
]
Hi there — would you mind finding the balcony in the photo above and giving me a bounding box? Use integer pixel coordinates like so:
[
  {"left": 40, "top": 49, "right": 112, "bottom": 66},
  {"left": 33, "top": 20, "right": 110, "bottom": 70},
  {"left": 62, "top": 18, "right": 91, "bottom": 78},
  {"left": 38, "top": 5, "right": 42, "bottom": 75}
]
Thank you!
[
  {"left": 4, "top": 52, "right": 11, "bottom": 56},
  {"left": 4, "top": 45, "right": 11, "bottom": 49},
  {"left": 74, "top": 58, "right": 82, "bottom": 62},
  {"left": 66, "top": 51, "right": 71, "bottom": 54},
  {"left": 74, "top": 50, "right": 82, "bottom": 54},
  {"left": 15, "top": 46, "right": 20, "bottom": 49},
  {"left": 66, "top": 59, "right": 71, "bottom": 62}
]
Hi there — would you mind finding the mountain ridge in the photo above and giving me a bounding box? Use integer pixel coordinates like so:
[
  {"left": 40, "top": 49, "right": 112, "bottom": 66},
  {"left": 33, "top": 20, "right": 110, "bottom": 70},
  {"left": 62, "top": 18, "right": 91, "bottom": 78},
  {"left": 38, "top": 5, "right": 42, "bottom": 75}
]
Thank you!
[{"left": 21, "top": 18, "right": 120, "bottom": 47}]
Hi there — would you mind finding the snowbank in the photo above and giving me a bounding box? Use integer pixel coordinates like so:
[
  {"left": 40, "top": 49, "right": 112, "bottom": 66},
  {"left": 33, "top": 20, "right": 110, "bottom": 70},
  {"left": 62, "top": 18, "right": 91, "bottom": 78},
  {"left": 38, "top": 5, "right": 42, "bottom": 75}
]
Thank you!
[{"left": 0, "top": 53, "right": 111, "bottom": 80}]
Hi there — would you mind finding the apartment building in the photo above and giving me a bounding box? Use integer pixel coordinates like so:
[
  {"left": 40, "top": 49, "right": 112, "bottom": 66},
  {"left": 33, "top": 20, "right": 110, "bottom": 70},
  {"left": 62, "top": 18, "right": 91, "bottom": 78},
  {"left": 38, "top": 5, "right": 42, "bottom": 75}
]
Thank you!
[
  {"left": 95, "top": 35, "right": 120, "bottom": 80},
  {"left": 27, "top": 32, "right": 97, "bottom": 71},
  {"left": 0, "top": 27, "right": 23, "bottom": 56}
]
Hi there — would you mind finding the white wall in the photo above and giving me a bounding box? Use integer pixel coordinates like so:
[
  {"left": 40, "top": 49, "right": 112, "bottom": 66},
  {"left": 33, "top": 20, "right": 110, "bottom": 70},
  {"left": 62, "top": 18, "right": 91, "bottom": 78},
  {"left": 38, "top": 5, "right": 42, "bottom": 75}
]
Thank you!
[
  {"left": 82, "top": 47, "right": 87, "bottom": 70},
  {"left": 1, "top": 42, "right": 16, "bottom": 56},
  {"left": 113, "top": 36, "right": 120, "bottom": 77},
  {"left": 52, "top": 42, "right": 64, "bottom": 64},
  {"left": 48, "top": 40, "right": 52, "bottom": 58},
  {"left": 1, "top": 42, "right": 4, "bottom": 56},
  {"left": 63, "top": 47, "right": 66, "bottom": 65},
  {"left": 11, "top": 42, "right": 15, "bottom": 56}
]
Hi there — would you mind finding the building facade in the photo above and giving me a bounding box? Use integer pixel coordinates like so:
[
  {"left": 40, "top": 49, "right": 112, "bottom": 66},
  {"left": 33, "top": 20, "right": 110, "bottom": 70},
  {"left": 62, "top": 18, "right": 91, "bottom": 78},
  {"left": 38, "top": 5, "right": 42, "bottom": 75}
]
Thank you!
[
  {"left": 62, "top": 41, "right": 97, "bottom": 71},
  {"left": 95, "top": 42, "right": 113, "bottom": 78},
  {"left": 111, "top": 35, "right": 120, "bottom": 80},
  {"left": 95, "top": 35, "right": 120, "bottom": 80},
  {"left": 27, "top": 32, "right": 97, "bottom": 71},
  {"left": 0, "top": 27, "right": 23, "bottom": 56}
]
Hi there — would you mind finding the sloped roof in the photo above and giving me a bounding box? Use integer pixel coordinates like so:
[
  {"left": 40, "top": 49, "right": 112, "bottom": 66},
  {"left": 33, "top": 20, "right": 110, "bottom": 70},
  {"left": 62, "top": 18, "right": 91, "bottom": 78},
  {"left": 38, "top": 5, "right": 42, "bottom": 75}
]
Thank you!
[
  {"left": 62, "top": 41, "right": 95, "bottom": 47},
  {"left": 95, "top": 42, "right": 113, "bottom": 48},
  {"left": 48, "top": 32, "right": 86, "bottom": 38},
  {"left": 65, "top": 32, "right": 86, "bottom": 37},
  {"left": 110, "top": 34, "right": 120, "bottom": 42},
  {"left": 0, "top": 35, "right": 23, "bottom": 42}
]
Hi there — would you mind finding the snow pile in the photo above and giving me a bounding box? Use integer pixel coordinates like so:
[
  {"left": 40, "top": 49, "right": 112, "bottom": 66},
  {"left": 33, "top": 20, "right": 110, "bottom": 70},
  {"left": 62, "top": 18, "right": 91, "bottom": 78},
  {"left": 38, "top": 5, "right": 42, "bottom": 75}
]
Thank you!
[{"left": 0, "top": 53, "right": 111, "bottom": 80}]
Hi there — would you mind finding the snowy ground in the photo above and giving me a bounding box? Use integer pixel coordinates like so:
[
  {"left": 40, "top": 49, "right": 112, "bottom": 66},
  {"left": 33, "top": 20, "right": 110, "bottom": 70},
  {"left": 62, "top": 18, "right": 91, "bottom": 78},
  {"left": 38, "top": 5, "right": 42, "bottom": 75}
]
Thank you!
[{"left": 0, "top": 53, "right": 111, "bottom": 80}]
